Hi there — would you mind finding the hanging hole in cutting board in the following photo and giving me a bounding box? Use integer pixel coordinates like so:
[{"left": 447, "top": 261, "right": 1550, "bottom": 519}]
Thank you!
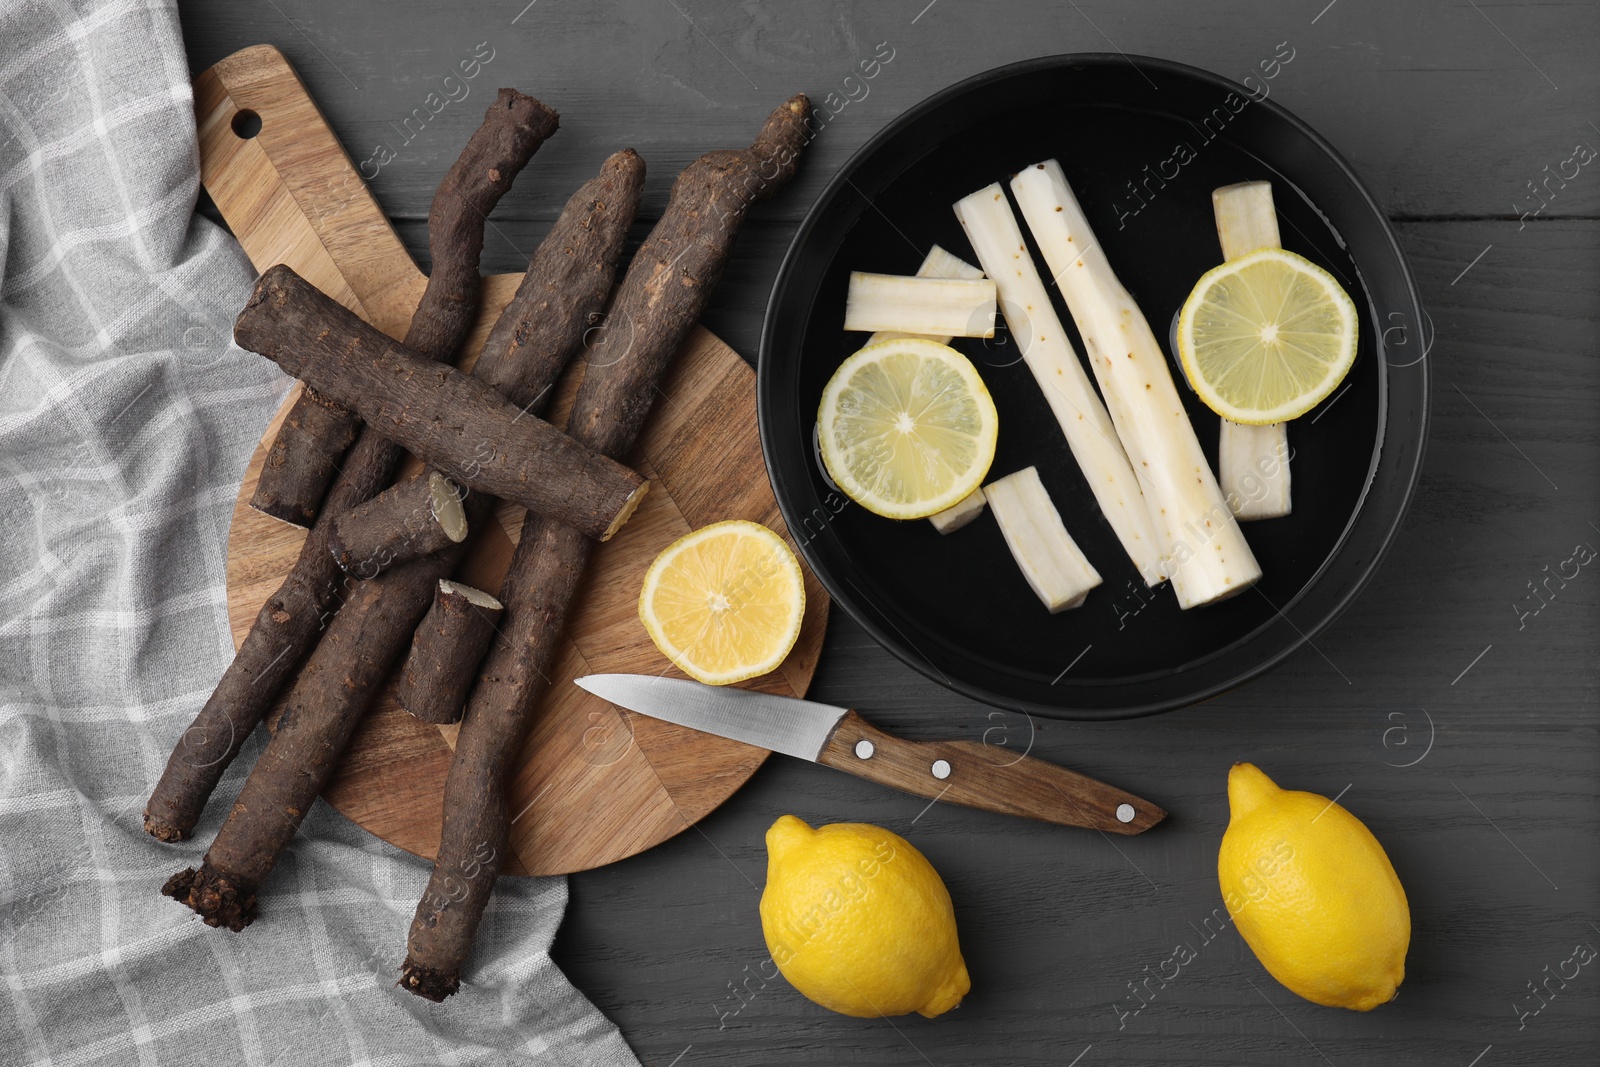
[{"left": 231, "top": 109, "right": 262, "bottom": 139}]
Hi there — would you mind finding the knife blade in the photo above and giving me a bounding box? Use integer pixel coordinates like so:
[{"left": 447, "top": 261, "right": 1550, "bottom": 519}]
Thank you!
[{"left": 575, "top": 674, "right": 1165, "bottom": 834}]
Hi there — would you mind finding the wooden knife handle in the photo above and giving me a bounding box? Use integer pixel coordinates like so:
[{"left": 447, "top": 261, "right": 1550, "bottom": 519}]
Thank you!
[{"left": 816, "top": 710, "right": 1165, "bottom": 834}]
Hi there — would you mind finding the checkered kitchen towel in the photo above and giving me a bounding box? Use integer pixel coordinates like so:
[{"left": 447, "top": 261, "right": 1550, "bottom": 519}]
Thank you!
[{"left": 0, "top": 3, "right": 641, "bottom": 1064}]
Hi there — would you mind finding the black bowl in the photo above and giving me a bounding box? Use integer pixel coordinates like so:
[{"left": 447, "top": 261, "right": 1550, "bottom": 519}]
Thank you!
[{"left": 758, "top": 54, "right": 1429, "bottom": 720}]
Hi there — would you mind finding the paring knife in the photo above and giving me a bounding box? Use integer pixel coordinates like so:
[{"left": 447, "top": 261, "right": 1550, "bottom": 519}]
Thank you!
[{"left": 575, "top": 674, "right": 1166, "bottom": 834}]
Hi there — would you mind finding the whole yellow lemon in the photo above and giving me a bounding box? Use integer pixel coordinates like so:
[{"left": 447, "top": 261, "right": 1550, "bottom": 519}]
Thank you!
[
  {"left": 1219, "top": 763, "right": 1410, "bottom": 1011},
  {"left": 759, "top": 815, "right": 969, "bottom": 1018}
]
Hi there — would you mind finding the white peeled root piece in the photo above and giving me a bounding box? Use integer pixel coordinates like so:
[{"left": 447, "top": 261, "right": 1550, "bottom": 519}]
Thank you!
[
  {"left": 928, "top": 488, "right": 986, "bottom": 534},
  {"left": 1220, "top": 420, "right": 1291, "bottom": 519},
  {"left": 1211, "top": 181, "right": 1291, "bottom": 520},
  {"left": 844, "top": 271, "right": 996, "bottom": 338},
  {"left": 866, "top": 245, "right": 985, "bottom": 347},
  {"left": 1212, "top": 181, "right": 1282, "bottom": 260},
  {"left": 1009, "top": 160, "right": 1261, "bottom": 609},
  {"left": 984, "top": 467, "right": 1101, "bottom": 612},
  {"left": 953, "top": 183, "right": 1166, "bottom": 587}
]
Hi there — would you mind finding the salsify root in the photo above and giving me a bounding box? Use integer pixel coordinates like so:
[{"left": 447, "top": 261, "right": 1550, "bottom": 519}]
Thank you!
[
  {"left": 398, "top": 580, "right": 504, "bottom": 725},
  {"left": 249, "top": 90, "right": 559, "bottom": 526},
  {"left": 250, "top": 387, "right": 361, "bottom": 527},
  {"left": 400, "top": 93, "right": 814, "bottom": 1002},
  {"left": 162, "top": 149, "right": 646, "bottom": 928},
  {"left": 328, "top": 471, "right": 468, "bottom": 578},
  {"left": 142, "top": 89, "right": 557, "bottom": 843},
  {"left": 234, "top": 265, "right": 648, "bottom": 543}
]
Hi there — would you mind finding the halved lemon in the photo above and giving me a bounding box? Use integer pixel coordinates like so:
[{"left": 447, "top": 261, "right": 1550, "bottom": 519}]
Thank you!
[
  {"left": 639, "top": 520, "right": 805, "bottom": 686},
  {"left": 817, "top": 338, "right": 998, "bottom": 519},
  {"left": 1177, "top": 247, "right": 1359, "bottom": 425}
]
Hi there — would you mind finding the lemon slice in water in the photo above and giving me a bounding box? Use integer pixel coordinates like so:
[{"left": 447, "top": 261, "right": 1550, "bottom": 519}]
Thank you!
[
  {"left": 817, "top": 338, "right": 998, "bottom": 519},
  {"left": 1177, "top": 247, "right": 1358, "bottom": 425}
]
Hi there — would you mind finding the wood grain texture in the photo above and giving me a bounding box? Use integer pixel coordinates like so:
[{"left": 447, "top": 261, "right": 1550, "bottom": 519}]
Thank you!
[
  {"left": 178, "top": 1, "right": 1600, "bottom": 223},
  {"left": 817, "top": 710, "right": 1167, "bottom": 833},
  {"left": 178, "top": 5, "right": 1598, "bottom": 1065},
  {"left": 205, "top": 45, "right": 828, "bottom": 876}
]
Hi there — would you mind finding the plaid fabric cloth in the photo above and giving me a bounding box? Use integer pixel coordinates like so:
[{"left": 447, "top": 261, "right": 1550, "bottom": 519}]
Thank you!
[{"left": 0, "top": 3, "right": 641, "bottom": 1064}]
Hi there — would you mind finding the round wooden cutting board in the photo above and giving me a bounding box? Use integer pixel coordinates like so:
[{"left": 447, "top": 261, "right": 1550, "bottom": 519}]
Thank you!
[{"left": 204, "top": 45, "right": 828, "bottom": 875}]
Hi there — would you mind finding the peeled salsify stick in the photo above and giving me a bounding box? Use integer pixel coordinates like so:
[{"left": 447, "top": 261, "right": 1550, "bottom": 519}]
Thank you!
[
  {"left": 844, "top": 272, "right": 996, "bottom": 337},
  {"left": 862, "top": 245, "right": 989, "bottom": 534},
  {"left": 863, "top": 246, "right": 982, "bottom": 345},
  {"left": 1009, "top": 160, "right": 1261, "bottom": 608},
  {"left": 1212, "top": 182, "right": 1291, "bottom": 520},
  {"left": 984, "top": 466, "right": 1101, "bottom": 612},
  {"left": 953, "top": 185, "right": 1165, "bottom": 585},
  {"left": 1218, "top": 420, "right": 1290, "bottom": 519},
  {"left": 929, "top": 487, "right": 986, "bottom": 534}
]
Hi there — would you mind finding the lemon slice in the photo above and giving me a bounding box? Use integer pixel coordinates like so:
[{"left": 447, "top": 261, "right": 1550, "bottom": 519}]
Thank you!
[
  {"left": 1177, "top": 247, "right": 1359, "bottom": 425},
  {"left": 817, "top": 338, "right": 998, "bottom": 519},
  {"left": 639, "top": 520, "right": 805, "bottom": 686}
]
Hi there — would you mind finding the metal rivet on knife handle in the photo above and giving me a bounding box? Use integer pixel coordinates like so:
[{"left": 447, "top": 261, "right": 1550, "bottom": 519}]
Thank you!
[
  {"left": 931, "top": 759, "right": 952, "bottom": 780},
  {"left": 854, "top": 739, "right": 875, "bottom": 759},
  {"left": 1116, "top": 803, "right": 1136, "bottom": 823}
]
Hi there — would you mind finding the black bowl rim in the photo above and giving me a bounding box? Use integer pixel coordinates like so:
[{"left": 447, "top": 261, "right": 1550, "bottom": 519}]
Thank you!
[{"left": 758, "top": 51, "right": 1430, "bottom": 720}]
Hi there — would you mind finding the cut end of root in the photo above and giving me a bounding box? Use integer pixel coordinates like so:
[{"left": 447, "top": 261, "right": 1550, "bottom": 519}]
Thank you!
[
  {"left": 399, "top": 958, "right": 460, "bottom": 1001},
  {"left": 600, "top": 481, "right": 649, "bottom": 542},
  {"left": 143, "top": 813, "right": 190, "bottom": 843},
  {"left": 247, "top": 499, "right": 315, "bottom": 530},
  {"left": 162, "top": 864, "right": 258, "bottom": 932},
  {"left": 438, "top": 579, "right": 502, "bottom": 611},
  {"left": 428, "top": 472, "right": 469, "bottom": 543},
  {"left": 1176, "top": 573, "right": 1259, "bottom": 610}
]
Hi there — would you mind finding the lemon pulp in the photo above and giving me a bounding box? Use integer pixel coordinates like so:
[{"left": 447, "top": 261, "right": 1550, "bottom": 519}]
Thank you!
[
  {"left": 817, "top": 338, "right": 998, "bottom": 519},
  {"left": 638, "top": 520, "right": 804, "bottom": 686},
  {"left": 1178, "top": 247, "right": 1359, "bottom": 424}
]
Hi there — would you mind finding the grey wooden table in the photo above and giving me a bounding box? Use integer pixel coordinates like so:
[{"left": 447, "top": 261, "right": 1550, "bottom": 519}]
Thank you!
[{"left": 179, "top": 2, "right": 1599, "bottom": 1064}]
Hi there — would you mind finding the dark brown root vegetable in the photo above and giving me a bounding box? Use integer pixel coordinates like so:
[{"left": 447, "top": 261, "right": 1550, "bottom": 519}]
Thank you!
[
  {"left": 249, "top": 89, "right": 560, "bottom": 528},
  {"left": 398, "top": 581, "right": 504, "bottom": 725},
  {"left": 328, "top": 471, "right": 468, "bottom": 578},
  {"left": 401, "top": 94, "right": 813, "bottom": 1001},
  {"left": 249, "top": 387, "right": 361, "bottom": 526},
  {"left": 142, "top": 89, "right": 557, "bottom": 843},
  {"left": 234, "top": 265, "right": 648, "bottom": 543},
  {"left": 162, "top": 150, "right": 646, "bottom": 927},
  {"left": 167, "top": 558, "right": 433, "bottom": 930}
]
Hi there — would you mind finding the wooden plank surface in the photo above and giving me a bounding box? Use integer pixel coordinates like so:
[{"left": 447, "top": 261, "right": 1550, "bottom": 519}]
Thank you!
[
  {"left": 175, "top": 0, "right": 1599, "bottom": 224},
  {"left": 177, "top": 3, "right": 1600, "bottom": 1065}
]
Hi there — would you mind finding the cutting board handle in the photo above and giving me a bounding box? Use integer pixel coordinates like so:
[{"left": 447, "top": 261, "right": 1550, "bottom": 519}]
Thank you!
[{"left": 195, "top": 44, "right": 425, "bottom": 338}]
